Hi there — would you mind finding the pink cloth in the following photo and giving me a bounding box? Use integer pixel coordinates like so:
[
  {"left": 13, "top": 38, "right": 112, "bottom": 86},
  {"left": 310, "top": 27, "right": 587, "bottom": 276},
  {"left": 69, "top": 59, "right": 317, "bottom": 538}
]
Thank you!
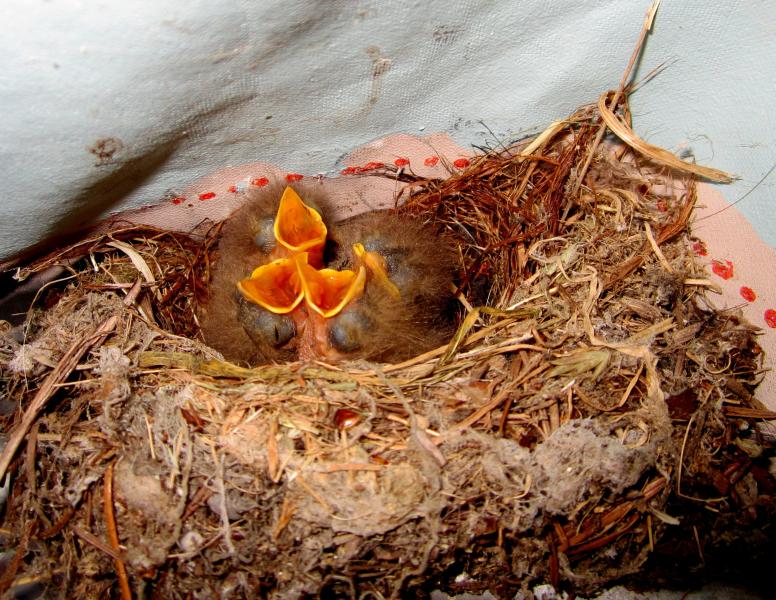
[{"left": 693, "top": 185, "right": 776, "bottom": 408}]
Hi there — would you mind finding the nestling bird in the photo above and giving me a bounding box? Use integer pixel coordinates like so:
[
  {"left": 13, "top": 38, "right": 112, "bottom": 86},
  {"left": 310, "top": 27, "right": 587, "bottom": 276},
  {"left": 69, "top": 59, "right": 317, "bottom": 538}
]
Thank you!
[
  {"left": 322, "top": 211, "right": 459, "bottom": 362},
  {"left": 199, "top": 182, "right": 332, "bottom": 364},
  {"left": 199, "top": 183, "right": 459, "bottom": 364}
]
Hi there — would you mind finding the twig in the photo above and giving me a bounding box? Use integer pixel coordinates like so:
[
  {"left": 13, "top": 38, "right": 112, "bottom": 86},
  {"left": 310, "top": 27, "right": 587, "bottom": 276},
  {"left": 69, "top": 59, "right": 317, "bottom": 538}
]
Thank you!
[
  {"left": 692, "top": 525, "right": 705, "bottom": 566},
  {"left": 599, "top": 91, "right": 734, "bottom": 183},
  {"left": 267, "top": 415, "right": 281, "bottom": 483},
  {"left": 315, "top": 463, "right": 384, "bottom": 473},
  {"left": 567, "top": 513, "right": 641, "bottom": 556},
  {"left": 39, "top": 506, "right": 76, "bottom": 540},
  {"left": 25, "top": 423, "right": 39, "bottom": 497},
  {"left": 294, "top": 475, "right": 333, "bottom": 514},
  {"left": 572, "top": 0, "right": 662, "bottom": 195},
  {"left": 644, "top": 222, "right": 674, "bottom": 273},
  {"left": 103, "top": 463, "right": 132, "bottom": 600},
  {"left": 181, "top": 485, "right": 214, "bottom": 523},
  {"left": 445, "top": 363, "right": 548, "bottom": 438},
  {"left": 0, "top": 520, "right": 34, "bottom": 595},
  {"left": 375, "top": 365, "right": 447, "bottom": 467},
  {"left": 272, "top": 498, "right": 296, "bottom": 541},
  {"left": 212, "top": 448, "right": 236, "bottom": 556},
  {"left": 72, "top": 525, "right": 123, "bottom": 561},
  {"left": 722, "top": 406, "right": 776, "bottom": 420}
]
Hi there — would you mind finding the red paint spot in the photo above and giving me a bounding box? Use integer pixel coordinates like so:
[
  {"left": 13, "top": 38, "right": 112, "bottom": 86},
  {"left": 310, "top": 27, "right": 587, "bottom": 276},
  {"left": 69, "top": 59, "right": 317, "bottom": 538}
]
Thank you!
[
  {"left": 198, "top": 191, "right": 216, "bottom": 201},
  {"left": 171, "top": 197, "right": 184, "bottom": 205},
  {"left": 394, "top": 157, "right": 410, "bottom": 167},
  {"left": 286, "top": 173, "right": 304, "bottom": 182},
  {"left": 453, "top": 157, "right": 470, "bottom": 169},
  {"left": 692, "top": 241, "right": 708, "bottom": 256},
  {"left": 424, "top": 156, "right": 439, "bottom": 167},
  {"left": 250, "top": 177, "right": 269, "bottom": 187},
  {"left": 765, "top": 309, "right": 776, "bottom": 328},
  {"left": 656, "top": 199, "right": 668, "bottom": 212},
  {"left": 361, "top": 161, "right": 385, "bottom": 171},
  {"left": 227, "top": 185, "right": 238, "bottom": 193},
  {"left": 340, "top": 166, "right": 357, "bottom": 175},
  {"left": 740, "top": 286, "right": 757, "bottom": 302},
  {"left": 711, "top": 259, "right": 734, "bottom": 280}
]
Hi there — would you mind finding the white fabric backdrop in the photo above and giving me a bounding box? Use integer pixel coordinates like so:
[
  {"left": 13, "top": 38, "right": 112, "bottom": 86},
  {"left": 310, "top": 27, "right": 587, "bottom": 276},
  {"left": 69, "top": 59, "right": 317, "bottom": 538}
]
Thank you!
[{"left": 0, "top": 0, "right": 774, "bottom": 261}]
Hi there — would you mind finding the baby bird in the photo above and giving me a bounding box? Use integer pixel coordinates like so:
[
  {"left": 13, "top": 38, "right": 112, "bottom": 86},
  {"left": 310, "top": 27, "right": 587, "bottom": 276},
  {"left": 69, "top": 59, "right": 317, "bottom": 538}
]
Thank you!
[
  {"left": 322, "top": 211, "right": 459, "bottom": 362},
  {"left": 199, "top": 182, "right": 332, "bottom": 364}
]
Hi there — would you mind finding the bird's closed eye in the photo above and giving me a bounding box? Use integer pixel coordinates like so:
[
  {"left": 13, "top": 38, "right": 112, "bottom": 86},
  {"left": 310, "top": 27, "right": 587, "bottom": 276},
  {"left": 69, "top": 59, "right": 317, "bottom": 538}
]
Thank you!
[
  {"left": 253, "top": 217, "right": 276, "bottom": 253},
  {"left": 237, "top": 299, "right": 296, "bottom": 348},
  {"left": 328, "top": 308, "right": 374, "bottom": 353}
]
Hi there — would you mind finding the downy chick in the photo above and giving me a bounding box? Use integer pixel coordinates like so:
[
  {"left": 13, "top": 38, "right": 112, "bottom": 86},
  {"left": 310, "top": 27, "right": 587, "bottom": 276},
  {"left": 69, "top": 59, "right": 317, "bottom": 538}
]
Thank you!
[
  {"left": 199, "top": 182, "right": 331, "bottom": 364},
  {"left": 322, "top": 211, "right": 459, "bottom": 362}
]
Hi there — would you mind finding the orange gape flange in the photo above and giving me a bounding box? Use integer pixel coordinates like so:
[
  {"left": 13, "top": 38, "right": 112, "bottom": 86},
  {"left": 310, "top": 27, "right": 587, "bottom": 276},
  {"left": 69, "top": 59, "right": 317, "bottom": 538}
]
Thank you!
[
  {"left": 238, "top": 253, "right": 365, "bottom": 318},
  {"left": 273, "top": 187, "right": 327, "bottom": 267},
  {"left": 237, "top": 258, "right": 303, "bottom": 314},
  {"left": 352, "top": 243, "right": 400, "bottom": 298},
  {"left": 294, "top": 253, "right": 366, "bottom": 318}
]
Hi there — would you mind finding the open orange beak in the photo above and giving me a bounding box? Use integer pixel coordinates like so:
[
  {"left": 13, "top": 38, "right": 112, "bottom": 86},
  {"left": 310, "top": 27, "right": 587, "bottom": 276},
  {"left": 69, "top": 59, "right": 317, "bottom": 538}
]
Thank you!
[
  {"left": 237, "top": 258, "right": 304, "bottom": 314},
  {"left": 294, "top": 253, "right": 366, "bottom": 318},
  {"left": 238, "top": 188, "right": 373, "bottom": 321},
  {"left": 352, "top": 243, "right": 401, "bottom": 299},
  {"left": 273, "top": 187, "right": 327, "bottom": 267}
]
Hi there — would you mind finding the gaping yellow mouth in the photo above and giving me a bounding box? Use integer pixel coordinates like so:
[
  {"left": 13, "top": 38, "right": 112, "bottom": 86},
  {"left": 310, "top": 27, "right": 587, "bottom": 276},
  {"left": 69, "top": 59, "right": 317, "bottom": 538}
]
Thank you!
[
  {"left": 237, "top": 253, "right": 365, "bottom": 318},
  {"left": 237, "top": 257, "right": 304, "bottom": 314},
  {"left": 237, "top": 187, "right": 398, "bottom": 319},
  {"left": 295, "top": 253, "right": 366, "bottom": 318},
  {"left": 353, "top": 243, "right": 401, "bottom": 299},
  {"left": 273, "top": 186, "right": 327, "bottom": 266}
]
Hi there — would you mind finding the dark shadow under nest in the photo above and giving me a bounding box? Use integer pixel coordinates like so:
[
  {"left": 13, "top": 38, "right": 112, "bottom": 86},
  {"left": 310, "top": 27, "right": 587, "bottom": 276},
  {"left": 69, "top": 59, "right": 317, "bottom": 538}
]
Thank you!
[{"left": 0, "top": 93, "right": 775, "bottom": 600}]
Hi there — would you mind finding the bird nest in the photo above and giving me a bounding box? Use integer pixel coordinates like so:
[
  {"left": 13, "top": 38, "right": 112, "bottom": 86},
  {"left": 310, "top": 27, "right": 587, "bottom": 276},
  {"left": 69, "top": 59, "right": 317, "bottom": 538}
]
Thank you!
[{"left": 1, "top": 94, "right": 774, "bottom": 600}]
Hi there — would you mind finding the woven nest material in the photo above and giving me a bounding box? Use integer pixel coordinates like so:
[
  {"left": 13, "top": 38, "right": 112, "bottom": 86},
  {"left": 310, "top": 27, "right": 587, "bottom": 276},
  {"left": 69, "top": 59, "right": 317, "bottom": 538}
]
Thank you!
[{"left": 1, "top": 95, "right": 774, "bottom": 600}]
